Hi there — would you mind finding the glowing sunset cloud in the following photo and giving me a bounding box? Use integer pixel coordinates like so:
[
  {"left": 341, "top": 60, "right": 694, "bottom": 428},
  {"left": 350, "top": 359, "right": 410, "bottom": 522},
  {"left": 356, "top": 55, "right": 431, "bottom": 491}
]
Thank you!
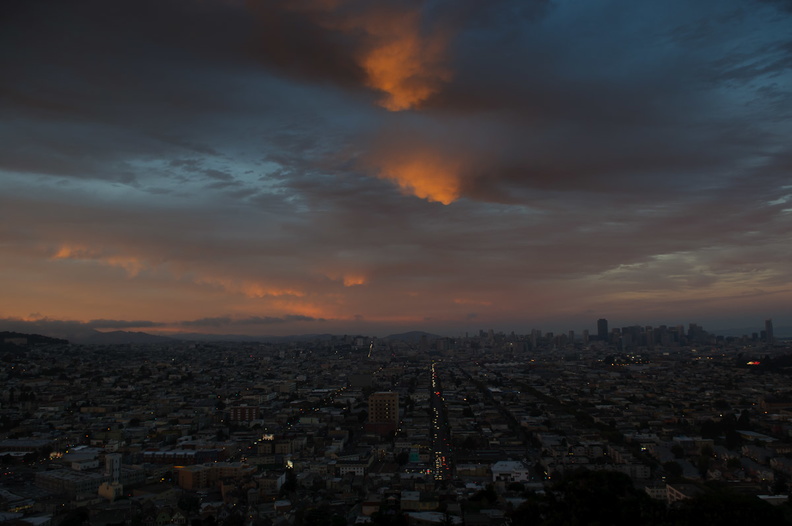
[
  {"left": 51, "top": 245, "right": 145, "bottom": 277},
  {"left": 319, "top": 270, "right": 368, "bottom": 287},
  {"left": 377, "top": 154, "right": 461, "bottom": 204},
  {"left": 286, "top": 0, "right": 452, "bottom": 111},
  {"left": 269, "top": 298, "right": 336, "bottom": 320},
  {"left": 193, "top": 275, "right": 305, "bottom": 298},
  {"left": 342, "top": 275, "right": 367, "bottom": 287},
  {"left": 357, "top": 10, "right": 452, "bottom": 111}
]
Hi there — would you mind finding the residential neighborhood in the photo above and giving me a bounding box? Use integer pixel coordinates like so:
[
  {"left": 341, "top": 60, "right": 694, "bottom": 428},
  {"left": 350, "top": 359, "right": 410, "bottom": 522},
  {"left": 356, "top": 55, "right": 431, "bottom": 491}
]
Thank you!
[{"left": 2, "top": 325, "right": 792, "bottom": 525}]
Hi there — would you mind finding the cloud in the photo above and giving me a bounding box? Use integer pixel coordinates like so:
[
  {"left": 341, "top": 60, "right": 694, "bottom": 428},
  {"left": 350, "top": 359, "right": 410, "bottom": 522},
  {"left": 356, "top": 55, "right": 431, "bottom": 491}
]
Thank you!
[
  {"left": 1, "top": 0, "right": 792, "bottom": 336},
  {"left": 51, "top": 245, "right": 147, "bottom": 277},
  {"left": 342, "top": 275, "right": 368, "bottom": 287},
  {"left": 179, "top": 315, "right": 325, "bottom": 328},
  {"left": 87, "top": 319, "right": 164, "bottom": 329},
  {"left": 245, "top": 0, "right": 453, "bottom": 110},
  {"left": 373, "top": 151, "right": 461, "bottom": 204}
]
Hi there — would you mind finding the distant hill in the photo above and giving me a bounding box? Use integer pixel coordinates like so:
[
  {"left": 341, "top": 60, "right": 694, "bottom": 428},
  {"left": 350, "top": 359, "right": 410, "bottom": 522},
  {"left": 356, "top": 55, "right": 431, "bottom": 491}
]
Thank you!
[
  {"left": 160, "top": 332, "right": 338, "bottom": 343},
  {"left": 80, "top": 330, "right": 173, "bottom": 345},
  {"left": 0, "top": 326, "right": 173, "bottom": 345},
  {"left": 162, "top": 332, "right": 261, "bottom": 342},
  {"left": 384, "top": 330, "right": 443, "bottom": 343},
  {"left": 258, "top": 333, "right": 337, "bottom": 343},
  {"left": 0, "top": 331, "right": 69, "bottom": 346}
]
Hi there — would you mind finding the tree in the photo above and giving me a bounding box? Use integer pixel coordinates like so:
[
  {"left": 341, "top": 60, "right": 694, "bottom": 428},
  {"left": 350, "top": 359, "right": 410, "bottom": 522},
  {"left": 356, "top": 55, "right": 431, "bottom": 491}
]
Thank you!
[
  {"left": 222, "top": 512, "right": 244, "bottom": 526},
  {"left": 279, "top": 469, "right": 297, "bottom": 497},
  {"left": 507, "top": 481, "right": 525, "bottom": 493},
  {"left": 395, "top": 450, "right": 409, "bottom": 465},
  {"left": 737, "top": 410, "right": 752, "bottom": 430},
  {"left": 370, "top": 509, "right": 408, "bottom": 526},
  {"left": 178, "top": 493, "right": 201, "bottom": 516},
  {"left": 772, "top": 472, "right": 788, "bottom": 495},
  {"left": 462, "top": 436, "right": 480, "bottom": 450},
  {"left": 700, "top": 419, "right": 721, "bottom": 439},
  {"left": 697, "top": 455, "right": 711, "bottom": 479},
  {"left": 470, "top": 484, "right": 498, "bottom": 506},
  {"left": 59, "top": 507, "right": 90, "bottom": 526},
  {"left": 663, "top": 461, "right": 684, "bottom": 480},
  {"left": 670, "top": 490, "right": 787, "bottom": 525},
  {"left": 533, "top": 469, "right": 664, "bottom": 526}
]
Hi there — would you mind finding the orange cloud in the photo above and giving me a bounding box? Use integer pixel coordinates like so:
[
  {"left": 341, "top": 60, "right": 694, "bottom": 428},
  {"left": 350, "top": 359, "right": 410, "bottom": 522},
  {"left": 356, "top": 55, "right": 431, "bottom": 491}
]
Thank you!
[
  {"left": 287, "top": 1, "right": 452, "bottom": 111},
  {"left": 52, "top": 245, "right": 85, "bottom": 259},
  {"left": 357, "top": 10, "right": 452, "bottom": 111},
  {"left": 51, "top": 244, "right": 145, "bottom": 276},
  {"left": 342, "top": 274, "right": 367, "bottom": 287},
  {"left": 194, "top": 275, "right": 305, "bottom": 298},
  {"left": 269, "top": 298, "right": 336, "bottom": 319},
  {"left": 454, "top": 298, "right": 492, "bottom": 307},
  {"left": 51, "top": 245, "right": 306, "bottom": 299},
  {"left": 320, "top": 269, "right": 368, "bottom": 287},
  {"left": 377, "top": 153, "right": 461, "bottom": 204}
]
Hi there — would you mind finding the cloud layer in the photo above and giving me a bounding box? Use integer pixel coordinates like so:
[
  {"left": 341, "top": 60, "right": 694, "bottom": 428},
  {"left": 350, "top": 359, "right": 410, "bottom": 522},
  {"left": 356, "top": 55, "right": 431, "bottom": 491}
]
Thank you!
[{"left": 1, "top": 0, "right": 791, "bottom": 336}]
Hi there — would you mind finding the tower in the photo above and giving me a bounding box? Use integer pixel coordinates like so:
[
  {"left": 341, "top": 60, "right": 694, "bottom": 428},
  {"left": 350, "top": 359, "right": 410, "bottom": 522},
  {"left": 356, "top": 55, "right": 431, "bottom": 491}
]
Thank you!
[
  {"left": 99, "top": 453, "right": 123, "bottom": 501},
  {"left": 105, "top": 453, "right": 121, "bottom": 483},
  {"left": 765, "top": 319, "right": 774, "bottom": 344},
  {"left": 597, "top": 318, "right": 608, "bottom": 342}
]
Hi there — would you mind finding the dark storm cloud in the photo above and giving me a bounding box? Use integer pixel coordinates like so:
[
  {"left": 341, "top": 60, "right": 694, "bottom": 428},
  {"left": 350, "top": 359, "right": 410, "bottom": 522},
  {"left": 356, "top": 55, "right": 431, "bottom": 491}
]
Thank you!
[{"left": 243, "top": 0, "right": 365, "bottom": 87}]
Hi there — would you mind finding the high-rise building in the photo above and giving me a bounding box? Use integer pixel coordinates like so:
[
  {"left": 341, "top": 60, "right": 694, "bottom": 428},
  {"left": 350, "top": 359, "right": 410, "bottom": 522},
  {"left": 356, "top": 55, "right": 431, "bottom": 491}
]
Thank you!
[
  {"left": 645, "top": 326, "right": 654, "bottom": 349},
  {"left": 366, "top": 391, "right": 399, "bottom": 436},
  {"left": 99, "top": 453, "right": 123, "bottom": 501},
  {"left": 105, "top": 454, "right": 121, "bottom": 482},
  {"left": 597, "top": 318, "right": 609, "bottom": 342},
  {"left": 765, "top": 319, "right": 774, "bottom": 344}
]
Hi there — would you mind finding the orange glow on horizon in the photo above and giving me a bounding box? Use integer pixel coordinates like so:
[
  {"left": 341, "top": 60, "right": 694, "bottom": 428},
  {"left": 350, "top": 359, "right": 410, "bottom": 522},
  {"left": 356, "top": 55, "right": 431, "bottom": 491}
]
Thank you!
[{"left": 269, "top": 299, "right": 335, "bottom": 319}]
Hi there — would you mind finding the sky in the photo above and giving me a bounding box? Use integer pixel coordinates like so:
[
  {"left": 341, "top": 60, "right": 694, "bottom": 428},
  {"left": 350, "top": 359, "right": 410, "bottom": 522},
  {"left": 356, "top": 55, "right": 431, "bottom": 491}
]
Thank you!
[{"left": 1, "top": 0, "right": 791, "bottom": 339}]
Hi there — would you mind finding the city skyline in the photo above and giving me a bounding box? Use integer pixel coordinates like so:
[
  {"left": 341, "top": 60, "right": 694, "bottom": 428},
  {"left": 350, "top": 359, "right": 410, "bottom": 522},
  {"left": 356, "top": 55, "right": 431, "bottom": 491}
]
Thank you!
[
  {"left": 2, "top": 0, "right": 791, "bottom": 338},
  {"left": 0, "top": 315, "right": 787, "bottom": 344}
]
